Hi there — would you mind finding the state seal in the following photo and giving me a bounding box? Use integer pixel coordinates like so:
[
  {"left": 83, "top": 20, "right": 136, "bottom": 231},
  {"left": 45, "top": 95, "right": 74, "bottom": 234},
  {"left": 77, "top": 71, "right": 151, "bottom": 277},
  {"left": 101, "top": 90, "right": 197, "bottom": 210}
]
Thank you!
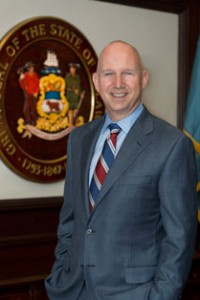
[{"left": 0, "top": 16, "right": 105, "bottom": 182}]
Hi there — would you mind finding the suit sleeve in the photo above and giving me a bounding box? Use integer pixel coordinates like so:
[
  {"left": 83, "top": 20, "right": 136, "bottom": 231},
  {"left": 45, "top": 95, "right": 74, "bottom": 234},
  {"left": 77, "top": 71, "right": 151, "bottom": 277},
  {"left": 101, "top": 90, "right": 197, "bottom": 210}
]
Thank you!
[
  {"left": 149, "top": 134, "right": 198, "bottom": 300},
  {"left": 45, "top": 133, "right": 74, "bottom": 287}
]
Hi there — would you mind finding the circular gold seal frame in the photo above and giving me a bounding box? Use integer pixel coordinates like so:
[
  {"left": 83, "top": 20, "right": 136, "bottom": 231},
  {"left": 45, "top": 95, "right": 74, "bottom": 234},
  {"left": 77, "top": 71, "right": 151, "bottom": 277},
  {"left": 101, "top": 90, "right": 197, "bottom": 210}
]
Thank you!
[{"left": 0, "top": 17, "right": 105, "bottom": 183}]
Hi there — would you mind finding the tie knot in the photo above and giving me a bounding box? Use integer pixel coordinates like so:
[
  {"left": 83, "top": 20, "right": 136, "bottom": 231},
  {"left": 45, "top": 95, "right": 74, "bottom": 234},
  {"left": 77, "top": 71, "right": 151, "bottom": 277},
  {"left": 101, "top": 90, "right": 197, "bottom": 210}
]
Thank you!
[{"left": 108, "top": 123, "right": 121, "bottom": 134}]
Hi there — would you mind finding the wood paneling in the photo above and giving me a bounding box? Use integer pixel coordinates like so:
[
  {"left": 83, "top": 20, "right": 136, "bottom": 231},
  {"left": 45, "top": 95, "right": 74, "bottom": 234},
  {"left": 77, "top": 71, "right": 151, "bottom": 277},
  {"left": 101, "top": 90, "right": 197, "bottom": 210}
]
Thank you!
[{"left": 0, "top": 197, "right": 62, "bottom": 299}]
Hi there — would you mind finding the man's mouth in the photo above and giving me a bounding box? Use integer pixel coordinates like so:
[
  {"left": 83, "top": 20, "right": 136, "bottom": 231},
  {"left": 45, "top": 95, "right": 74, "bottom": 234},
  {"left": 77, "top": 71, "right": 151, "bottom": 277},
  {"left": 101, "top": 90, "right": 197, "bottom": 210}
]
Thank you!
[{"left": 111, "top": 92, "right": 127, "bottom": 97}]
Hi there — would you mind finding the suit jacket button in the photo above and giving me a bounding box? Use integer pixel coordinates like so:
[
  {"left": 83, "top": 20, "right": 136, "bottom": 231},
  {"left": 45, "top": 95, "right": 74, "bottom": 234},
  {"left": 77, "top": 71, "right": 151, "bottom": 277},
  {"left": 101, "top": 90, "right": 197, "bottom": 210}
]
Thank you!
[{"left": 87, "top": 228, "right": 92, "bottom": 234}]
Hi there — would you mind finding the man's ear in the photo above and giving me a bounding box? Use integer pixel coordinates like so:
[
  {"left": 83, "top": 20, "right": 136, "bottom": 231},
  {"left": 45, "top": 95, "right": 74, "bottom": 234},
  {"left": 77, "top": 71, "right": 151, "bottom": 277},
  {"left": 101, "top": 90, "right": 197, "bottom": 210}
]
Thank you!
[
  {"left": 142, "top": 70, "right": 149, "bottom": 89},
  {"left": 92, "top": 72, "right": 99, "bottom": 92}
]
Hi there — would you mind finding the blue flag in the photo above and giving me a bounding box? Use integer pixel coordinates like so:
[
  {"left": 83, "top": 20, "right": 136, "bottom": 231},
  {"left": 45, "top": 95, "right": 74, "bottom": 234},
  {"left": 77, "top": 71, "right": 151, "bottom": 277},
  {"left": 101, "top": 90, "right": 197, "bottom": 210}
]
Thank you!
[{"left": 183, "top": 35, "right": 200, "bottom": 221}]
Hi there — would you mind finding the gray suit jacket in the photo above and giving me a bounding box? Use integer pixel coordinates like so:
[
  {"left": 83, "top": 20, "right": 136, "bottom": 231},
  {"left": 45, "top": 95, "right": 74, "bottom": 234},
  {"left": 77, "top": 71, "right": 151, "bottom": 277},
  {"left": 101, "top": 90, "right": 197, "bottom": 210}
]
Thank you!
[{"left": 45, "top": 107, "right": 197, "bottom": 300}]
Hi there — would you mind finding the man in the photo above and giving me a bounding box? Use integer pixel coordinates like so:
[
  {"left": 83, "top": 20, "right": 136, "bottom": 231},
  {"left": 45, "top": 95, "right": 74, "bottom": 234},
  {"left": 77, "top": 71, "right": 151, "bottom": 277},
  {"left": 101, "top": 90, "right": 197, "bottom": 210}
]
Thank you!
[
  {"left": 65, "top": 63, "right": 83, "bottom": 126},
  {"left": 19, "top": 61, "right": 39, "bottom": 125},
  {"left": 45, "top": 41, "right": 197, "bottom": 300}
]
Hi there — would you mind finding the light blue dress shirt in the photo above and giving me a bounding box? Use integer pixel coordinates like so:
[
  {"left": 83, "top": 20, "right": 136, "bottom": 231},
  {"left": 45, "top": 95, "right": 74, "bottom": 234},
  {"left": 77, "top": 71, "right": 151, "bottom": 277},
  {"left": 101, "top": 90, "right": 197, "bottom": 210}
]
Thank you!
[{"left": 89, "top": 103, "right": 144, "bottom": 184}]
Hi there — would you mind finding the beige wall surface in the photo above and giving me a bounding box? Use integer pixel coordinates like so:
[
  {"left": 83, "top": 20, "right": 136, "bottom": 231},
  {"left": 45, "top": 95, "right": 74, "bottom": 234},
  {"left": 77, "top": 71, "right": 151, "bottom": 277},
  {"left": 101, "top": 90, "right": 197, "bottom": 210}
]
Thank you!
[{"left": 0, "top": 0, "right": 178, "bottom": 199}]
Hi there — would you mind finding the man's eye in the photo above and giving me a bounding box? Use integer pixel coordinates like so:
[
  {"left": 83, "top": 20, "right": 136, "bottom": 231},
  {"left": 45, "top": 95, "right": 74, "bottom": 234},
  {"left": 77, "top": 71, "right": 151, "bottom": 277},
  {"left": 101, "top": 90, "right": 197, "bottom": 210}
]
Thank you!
[
  {"left": 124, "top": 71, "right": 134, "bottom": 75},
  {"left": 104, "top": 73, "right": 113, "bottom": 76}
]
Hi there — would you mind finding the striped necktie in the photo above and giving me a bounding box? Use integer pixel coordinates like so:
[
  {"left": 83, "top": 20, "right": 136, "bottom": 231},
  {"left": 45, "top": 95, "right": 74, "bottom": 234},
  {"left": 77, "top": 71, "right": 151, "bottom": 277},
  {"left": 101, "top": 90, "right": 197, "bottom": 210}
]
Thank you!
[{"left": 89, "top": 123, "right": 121, "bottom": 211}]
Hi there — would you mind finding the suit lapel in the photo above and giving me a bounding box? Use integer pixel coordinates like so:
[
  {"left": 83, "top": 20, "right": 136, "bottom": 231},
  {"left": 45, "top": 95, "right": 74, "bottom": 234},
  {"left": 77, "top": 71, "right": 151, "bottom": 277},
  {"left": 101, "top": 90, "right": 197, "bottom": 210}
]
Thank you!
[
  {"left": 79, "top": 117, "right": 105, "bottom": 216},
  {"left": 93, "top": 108, "right": 154, "bottom": 210}
]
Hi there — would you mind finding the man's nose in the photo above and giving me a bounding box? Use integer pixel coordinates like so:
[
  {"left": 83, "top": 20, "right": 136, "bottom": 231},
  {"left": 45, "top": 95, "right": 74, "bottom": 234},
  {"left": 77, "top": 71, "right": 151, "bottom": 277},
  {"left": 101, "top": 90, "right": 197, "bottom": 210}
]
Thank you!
[{"left": 114, "top": 74, "right": 125, "bottom": 88}]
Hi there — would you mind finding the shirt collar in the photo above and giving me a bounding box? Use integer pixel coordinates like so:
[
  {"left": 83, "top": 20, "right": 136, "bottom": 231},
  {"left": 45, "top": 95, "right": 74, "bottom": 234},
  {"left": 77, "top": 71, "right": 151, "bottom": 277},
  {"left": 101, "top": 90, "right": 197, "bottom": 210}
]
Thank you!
[{"left": 102, "top": 103, "right": 144, "bottom": 134}]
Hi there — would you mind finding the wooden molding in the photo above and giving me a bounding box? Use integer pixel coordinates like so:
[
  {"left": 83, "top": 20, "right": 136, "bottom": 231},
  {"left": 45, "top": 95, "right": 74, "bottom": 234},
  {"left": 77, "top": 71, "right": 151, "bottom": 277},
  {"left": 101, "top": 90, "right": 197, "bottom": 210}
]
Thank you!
[{"left": 91, "top": 0, "right": 187, "bottom": 13}]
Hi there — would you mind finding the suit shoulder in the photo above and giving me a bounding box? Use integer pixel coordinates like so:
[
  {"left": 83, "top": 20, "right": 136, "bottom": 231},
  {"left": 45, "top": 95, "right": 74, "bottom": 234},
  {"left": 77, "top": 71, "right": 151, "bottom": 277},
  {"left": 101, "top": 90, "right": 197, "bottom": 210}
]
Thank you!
[
  {"left": 143, "top": 108, "right": 192, "bottom": 145},
  {"left": 153, "top": 115, "right": 181, "bottom": 134},
  {"left": 69, "top": 117, "right": 104, "bottom": 138},
  {"left": 153, "top": 115, "right": 194, "bottom": 149},
  {"left": 144, "top": 109, "right": 181, "bottom": 135}
]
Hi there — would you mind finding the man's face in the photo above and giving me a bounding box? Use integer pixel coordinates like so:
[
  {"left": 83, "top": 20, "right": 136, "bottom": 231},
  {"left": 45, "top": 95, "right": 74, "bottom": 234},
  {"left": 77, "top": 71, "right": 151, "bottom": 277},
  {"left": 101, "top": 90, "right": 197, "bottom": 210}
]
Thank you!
[
  {"left": 70, "top": 66, "right": 76, "bottom": 76},
  {"left": 29, "top": 66, "right": 34, "bottom": 73},
  {"left": 93, "top": 42, "right": 149, "bottom": 121}
]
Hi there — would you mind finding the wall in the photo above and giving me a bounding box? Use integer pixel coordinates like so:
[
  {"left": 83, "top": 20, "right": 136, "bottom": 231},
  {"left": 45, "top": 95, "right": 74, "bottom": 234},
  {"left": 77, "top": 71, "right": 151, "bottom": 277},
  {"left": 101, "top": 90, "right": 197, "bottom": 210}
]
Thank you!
[{"left": 0, "top": 0, "right": 178, "bottom": 199}]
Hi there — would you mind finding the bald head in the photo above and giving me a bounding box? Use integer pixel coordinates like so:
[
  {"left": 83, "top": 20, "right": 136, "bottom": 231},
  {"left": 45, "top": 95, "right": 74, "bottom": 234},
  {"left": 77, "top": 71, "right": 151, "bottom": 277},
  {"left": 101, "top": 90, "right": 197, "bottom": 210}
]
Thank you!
[{"left": 96, "top": 41, "right": 144, "bottom": 74}]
